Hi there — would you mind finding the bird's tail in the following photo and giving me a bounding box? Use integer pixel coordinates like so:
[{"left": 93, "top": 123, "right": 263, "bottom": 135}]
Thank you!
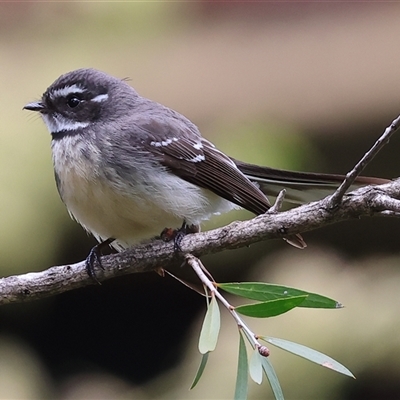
[{"left": 235, "top": 159, "right": 390, "bottom": 205}]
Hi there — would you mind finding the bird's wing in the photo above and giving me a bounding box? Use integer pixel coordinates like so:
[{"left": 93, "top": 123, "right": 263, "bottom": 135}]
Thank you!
[{"left": 135, "top": 116, "right": 271, "bottom": 215}]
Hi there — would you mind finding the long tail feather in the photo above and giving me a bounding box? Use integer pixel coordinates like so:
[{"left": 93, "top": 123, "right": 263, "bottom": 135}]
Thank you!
[{"left": 234, "top": 159, "right": 390, "bottom": 205}]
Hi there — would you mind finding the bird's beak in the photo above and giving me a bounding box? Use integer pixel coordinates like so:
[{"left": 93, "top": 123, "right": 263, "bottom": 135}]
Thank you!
[{"left": 23, "top": 101, "right": 45, "bottom": 112}]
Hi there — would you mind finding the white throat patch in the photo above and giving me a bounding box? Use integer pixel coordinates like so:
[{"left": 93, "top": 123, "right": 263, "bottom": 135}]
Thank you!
[{"left": 42, "top": 113, "right": 89, "bottom": 133}]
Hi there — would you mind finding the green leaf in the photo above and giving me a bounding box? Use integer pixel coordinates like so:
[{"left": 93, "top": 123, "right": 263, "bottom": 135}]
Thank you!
[
  {"left": 198, "top": 295, "right": 220, "bottom": 354},
  {"left": 234, "top": 332, "right": 248, "bottom": 400},
  {"left": 261, "top": 336, "right": 355, "bottom": 379},
  {"left": 235, "top": 295, "right": 308, "bottom": 318},
  {"left": 249, "top": 348, "right": 263, "bottom": 384},
  {"left": 190, "top": 352, "right": 209, "bottom": 390},
  {"left": 261, "top": 357, "right": 284, "bottom": 400},
  {"left": 218, "top": 282, "right": 342, "bottom": 309}
]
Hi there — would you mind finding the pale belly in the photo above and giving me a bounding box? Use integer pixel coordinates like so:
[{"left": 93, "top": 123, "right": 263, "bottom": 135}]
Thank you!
[
  {"left": 52, "top": 136, "right": 237, "bottom": 249},
  {"left": 55, "top": 162, "right": 237, "bottom": 249}
]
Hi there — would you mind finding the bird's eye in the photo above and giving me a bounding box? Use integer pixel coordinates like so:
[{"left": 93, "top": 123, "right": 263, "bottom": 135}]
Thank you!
[{"left": 67, "top": 97, "right": 81, "bottom": 108}]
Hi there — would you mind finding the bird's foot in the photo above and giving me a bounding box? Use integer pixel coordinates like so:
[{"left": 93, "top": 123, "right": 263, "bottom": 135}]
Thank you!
[
  {"left": 85, "top": 238, "right": 114, "bottom": 284},
  {"left": 160, "top": 222, "right": 199, "bottom": 252}
]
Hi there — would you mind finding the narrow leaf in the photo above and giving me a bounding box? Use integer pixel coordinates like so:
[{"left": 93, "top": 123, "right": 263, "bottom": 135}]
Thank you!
[
  {"left": 235, "top": 295, "right": 308, "bottom": 318},
  {"left": 218, "top": 282, "right": 342, "bottom": 309},
  {"left": 190, "top": 352, "right": 209, "bottom": 390},
  {"left": 234, "top": 332, "right": 248, "bottom": 400},
  {"left": 261, "top": 357, "right": 284, "bottom": 400},
  {"left": 198, "top": 295, "right": 220, "bottom": 354},
  {"left": 249, "top": 348, "right": 263, "bottom": 384},
  {"left": 261, "top": 336, "right": 355, "bottom": 379}
]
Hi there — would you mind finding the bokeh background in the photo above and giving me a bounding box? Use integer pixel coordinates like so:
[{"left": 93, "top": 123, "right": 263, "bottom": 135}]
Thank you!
[{"left": 2, "top": 2, "right": 400, "bottom": 399}]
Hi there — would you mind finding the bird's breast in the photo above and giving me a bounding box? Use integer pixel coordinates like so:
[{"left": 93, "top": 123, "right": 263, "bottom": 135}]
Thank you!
[
  {"left": 51, "top": 134, "right": 238, "bottom": 248},
  {"left": 51, "top": 135, "right": 180, "bottom": 244}
]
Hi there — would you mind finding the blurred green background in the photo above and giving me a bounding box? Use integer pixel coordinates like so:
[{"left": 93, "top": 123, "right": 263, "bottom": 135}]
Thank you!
[{"left": 2, "top": 2, "right": 400, "bottom": 399}]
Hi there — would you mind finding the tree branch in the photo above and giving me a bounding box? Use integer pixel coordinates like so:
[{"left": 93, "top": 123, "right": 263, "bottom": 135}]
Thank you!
[{"left": 1, "top": 179, "right": 399, "bottom": 306}]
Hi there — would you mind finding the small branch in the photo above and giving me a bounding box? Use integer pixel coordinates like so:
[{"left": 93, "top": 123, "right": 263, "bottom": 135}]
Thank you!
[
  {"left": 268, "top": 189, "right": 286, "bottom": 213},
  {"left": 329, "top": 114, "right": 400, "bottom": 207},
  {"left": 186, "top": 254, "right": 267, "bottom": 353},
  {"left": 0, "top": 179, "right": 399, "bottom": 306}
]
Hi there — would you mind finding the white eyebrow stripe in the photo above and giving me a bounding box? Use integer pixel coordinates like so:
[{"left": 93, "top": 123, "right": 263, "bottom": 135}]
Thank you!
[
  {"left": 42, "top": 113, "right": 89, "bottom": 133},
  {"left": 50, "top": 84, "right": 85, "bottom": 99},
  {"left": 91, "top": 93, "right": 109, "bottom": 103}
]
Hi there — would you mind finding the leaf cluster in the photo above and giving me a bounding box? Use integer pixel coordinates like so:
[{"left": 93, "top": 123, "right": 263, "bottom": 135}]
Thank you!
[{"left": 191, "top": 281, "right": 354, "bottom": 400}]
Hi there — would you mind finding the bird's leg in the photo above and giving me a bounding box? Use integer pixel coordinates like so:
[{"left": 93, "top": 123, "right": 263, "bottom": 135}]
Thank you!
[
  {"left": 160, "top": 222, "right": 199, "bottom": 252},
  {"left": 85, "top": 238, "right": 115, "bottom": 284},
  {"left": 174, "top": 222, "right": 199, "bottom": 252}
]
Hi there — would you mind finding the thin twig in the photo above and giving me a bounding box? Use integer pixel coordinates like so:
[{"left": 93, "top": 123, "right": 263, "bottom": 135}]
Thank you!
[
  {"left": 329, "top": 114, "right": 400, "bottom": 208},
  {"left": 186, "top": 254, "right": 267, "bottom": 353},
  {"left": 268, "top": 189, "right": 286, "bottom": 213}
]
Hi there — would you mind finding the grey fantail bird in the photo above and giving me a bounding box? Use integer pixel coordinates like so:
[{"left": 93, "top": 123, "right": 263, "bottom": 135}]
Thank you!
[{"left": 24, "top": 68, "right": 389, "bottom": 280}]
